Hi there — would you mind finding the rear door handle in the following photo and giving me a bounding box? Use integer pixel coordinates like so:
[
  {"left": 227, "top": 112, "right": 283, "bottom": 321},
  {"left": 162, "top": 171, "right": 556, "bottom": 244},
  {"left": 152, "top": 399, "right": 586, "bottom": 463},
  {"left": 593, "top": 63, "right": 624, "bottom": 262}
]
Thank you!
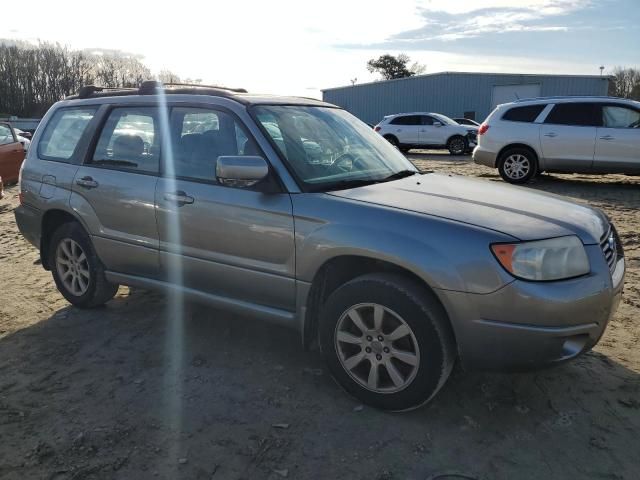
[
  {"left": 600, "top": 135, "right": 615, "bottom": 141},
  {"left": 544, "top": 132, "right": 558, "bottom": 138},
  {"left": 75, "top": 176, "right": 99, "bottom": 189},
  {"left": 163, "top": 191, "right": 194, "bottom": 206}
]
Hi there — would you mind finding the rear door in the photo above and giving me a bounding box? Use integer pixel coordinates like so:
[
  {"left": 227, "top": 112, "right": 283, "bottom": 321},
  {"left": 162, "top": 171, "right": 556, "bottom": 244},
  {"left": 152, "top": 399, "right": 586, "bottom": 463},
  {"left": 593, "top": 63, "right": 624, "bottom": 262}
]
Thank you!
[
  {"left": 0, "top": 123, "right": 25, "bottom": 183},
  {"left": 155, "top": 106, "right": 295, "bottom": 311},
  {"left": 593, "top": 103, "right": 640, "bottom": 173},
  {"left": 539, "top": 102, "right": 600, "bottom": 172},
  {"left": 389, "top": 115, "right": 421, "bottom": 144},
  {"left": 71, "top": 106, "right": 160, "bottom": 277}
]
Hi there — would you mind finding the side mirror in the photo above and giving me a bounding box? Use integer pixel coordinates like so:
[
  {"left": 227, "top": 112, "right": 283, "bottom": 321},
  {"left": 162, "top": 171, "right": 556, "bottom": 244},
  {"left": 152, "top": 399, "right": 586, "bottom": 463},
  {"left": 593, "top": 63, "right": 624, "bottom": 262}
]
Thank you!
[
  {"left": 433, "top": 121, "right": 443, "bottom": 127},
  {"left": 216, "top": 156, "right": 269, "bottom": 188}
]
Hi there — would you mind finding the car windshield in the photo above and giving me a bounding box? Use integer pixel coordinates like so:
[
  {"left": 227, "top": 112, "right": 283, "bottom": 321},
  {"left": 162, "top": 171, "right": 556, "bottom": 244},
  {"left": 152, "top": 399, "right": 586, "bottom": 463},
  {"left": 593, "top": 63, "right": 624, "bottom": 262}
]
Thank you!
[{"left": 252, "top": 106, "right": 417, "bottom": 191}]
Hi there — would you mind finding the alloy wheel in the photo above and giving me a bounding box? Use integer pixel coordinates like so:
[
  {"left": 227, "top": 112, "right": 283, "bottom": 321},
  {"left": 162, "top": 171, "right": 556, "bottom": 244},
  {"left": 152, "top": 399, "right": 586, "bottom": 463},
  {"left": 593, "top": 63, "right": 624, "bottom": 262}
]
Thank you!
[
  {"left": 503, "top": 154, "right": 531, "bottom": 180},
  {"left": 334, "top": 303, "right": 420, "bottom": 393},
  {"left": 56, "top": 238, "right": 90, "bottom": 296}
]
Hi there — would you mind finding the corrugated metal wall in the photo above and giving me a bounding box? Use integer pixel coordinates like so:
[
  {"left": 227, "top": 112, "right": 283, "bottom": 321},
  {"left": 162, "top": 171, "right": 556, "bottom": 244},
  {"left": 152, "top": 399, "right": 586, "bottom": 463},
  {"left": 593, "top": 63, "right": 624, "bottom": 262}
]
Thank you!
[{"left": 322, "top": 73, "right": 609, "bottom": 124}]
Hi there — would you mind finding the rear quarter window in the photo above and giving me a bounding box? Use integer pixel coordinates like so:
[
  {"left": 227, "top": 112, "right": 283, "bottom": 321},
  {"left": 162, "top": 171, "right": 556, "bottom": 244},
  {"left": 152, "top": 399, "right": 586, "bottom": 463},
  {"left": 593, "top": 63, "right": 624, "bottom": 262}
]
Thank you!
[
  {"left": 502, "top": 105, "right": 546, "bottom": 123},
  {"left": 38, "top": 107, "right": 98, "bottom": 162}
]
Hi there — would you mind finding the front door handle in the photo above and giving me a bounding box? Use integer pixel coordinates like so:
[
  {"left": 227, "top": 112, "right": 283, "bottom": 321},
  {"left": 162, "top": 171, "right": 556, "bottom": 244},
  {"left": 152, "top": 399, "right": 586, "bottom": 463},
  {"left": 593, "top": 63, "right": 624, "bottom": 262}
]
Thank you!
[
  {"left": 75, "top": 176, "right": 99, "bottom": 189},
  {"left": 600, "top": 135, "right": 615, "bottom": 141},
  {"left": 163, "top": 191, "right": 194, "bottom": 206},
  {"left": 544, "top": 132, "right": 558, "bottom": 138}
]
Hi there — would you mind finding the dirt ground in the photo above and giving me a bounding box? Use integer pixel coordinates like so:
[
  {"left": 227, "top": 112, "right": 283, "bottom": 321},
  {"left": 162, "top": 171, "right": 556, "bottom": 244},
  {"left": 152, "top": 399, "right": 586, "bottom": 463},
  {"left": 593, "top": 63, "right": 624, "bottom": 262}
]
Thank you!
[{"left": 0, "top": 153, "right": 638, "bottom": 480}]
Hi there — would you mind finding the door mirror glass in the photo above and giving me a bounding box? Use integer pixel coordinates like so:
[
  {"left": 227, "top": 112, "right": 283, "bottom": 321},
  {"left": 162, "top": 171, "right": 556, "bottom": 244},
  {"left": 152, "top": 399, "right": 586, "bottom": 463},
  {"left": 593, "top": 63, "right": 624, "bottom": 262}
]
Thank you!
[{"left": 216, "top": 156, "right": 268, "bottom": 188}]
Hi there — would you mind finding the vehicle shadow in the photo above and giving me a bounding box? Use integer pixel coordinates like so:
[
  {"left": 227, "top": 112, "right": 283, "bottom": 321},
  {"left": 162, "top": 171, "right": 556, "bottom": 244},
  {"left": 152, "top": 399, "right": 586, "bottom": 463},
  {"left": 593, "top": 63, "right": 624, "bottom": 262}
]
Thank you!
[{"left": 1, "top": 288, "right": 639, "bottom": 480}]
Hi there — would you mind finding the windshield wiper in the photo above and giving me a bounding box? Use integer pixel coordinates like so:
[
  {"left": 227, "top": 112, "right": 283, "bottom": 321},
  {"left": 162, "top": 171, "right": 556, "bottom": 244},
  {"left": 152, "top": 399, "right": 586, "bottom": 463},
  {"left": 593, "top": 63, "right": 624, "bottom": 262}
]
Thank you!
[
  {"left": 380, "top": 170, "right": 418, "bottom": 181},
  {"left": 312, "top": 178, "right": 383, "bottom": 192}
]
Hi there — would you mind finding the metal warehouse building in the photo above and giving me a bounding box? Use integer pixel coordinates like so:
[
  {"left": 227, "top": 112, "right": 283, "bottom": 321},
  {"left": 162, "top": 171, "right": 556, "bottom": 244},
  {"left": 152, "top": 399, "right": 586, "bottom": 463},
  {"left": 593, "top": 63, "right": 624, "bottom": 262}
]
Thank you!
[{"left": 322, "top": 72, "right": 609, "bottom": 124}]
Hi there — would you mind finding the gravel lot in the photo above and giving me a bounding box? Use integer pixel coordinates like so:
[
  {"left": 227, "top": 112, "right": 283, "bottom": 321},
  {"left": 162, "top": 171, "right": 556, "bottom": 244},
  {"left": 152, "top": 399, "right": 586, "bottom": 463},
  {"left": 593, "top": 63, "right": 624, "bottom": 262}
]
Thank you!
[{"left": 0, "top": 152, "right": 638, "bottom": 480}]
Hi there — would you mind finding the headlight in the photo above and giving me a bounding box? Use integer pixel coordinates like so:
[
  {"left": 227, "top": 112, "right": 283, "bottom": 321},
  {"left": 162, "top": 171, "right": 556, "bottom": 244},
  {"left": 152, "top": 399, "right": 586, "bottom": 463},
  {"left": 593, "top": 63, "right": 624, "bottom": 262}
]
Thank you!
[{"left": 491, "top": 236, "right": 589, "bottom": 281}]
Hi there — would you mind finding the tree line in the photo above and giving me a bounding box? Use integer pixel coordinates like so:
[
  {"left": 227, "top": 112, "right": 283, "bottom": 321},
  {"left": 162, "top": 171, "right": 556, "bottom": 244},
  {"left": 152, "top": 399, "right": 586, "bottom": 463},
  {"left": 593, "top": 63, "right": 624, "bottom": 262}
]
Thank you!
[{"left": 0, "top": 40, "right": 182, "bottom": 118}]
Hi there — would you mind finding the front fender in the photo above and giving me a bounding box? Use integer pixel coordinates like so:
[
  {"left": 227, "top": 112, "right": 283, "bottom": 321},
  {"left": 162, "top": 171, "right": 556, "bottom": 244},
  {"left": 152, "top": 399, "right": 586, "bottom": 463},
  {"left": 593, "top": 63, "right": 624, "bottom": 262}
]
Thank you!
[{"left": 293, "top": 194, "right": 515, "bottom": 295}]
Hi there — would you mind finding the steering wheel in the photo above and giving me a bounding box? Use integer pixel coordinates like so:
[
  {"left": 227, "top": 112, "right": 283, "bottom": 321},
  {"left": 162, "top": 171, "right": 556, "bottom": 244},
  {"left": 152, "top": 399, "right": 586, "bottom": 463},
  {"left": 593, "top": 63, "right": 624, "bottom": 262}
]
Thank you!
[{"left": 332, "top": 152, "right": 365, "bottom": 173}]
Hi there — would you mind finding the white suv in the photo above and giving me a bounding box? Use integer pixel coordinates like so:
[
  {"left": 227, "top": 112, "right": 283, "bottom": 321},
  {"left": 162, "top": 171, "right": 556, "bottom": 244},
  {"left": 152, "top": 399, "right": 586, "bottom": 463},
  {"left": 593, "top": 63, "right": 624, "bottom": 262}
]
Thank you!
[
  {"left": 474, "top": 96, "right": 640, "bottom": 184},
  {"left": 375, "top": 112, "right": 477, "bottom": 155}
]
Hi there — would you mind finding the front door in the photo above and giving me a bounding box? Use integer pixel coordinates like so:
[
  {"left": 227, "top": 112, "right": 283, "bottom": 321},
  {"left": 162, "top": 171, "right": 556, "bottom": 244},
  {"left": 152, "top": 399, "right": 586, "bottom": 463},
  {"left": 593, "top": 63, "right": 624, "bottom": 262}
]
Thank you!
[
  {"left": 539, "top": 102, "right": 600, "bottom": 172},
  {"left": 593, "top": 103, "right": 640, "bottom": 174},
  {"left": 0, "top": 123, "right": 25, "bottom": 183},
  {"left": 71, "top": 106, "right": 160, "bottom": 277},
  {"left": 419, "top": 115, "right": 446, "bottom": 145},
  {"left": 155, "top": 106, "right": 296, "bottom": 311}
]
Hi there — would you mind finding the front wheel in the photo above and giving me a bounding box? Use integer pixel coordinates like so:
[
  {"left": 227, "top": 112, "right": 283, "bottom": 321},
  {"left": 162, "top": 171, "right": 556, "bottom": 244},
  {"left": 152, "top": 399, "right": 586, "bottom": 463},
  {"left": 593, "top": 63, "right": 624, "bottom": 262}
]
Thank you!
[
  {"left": 319, "top": 273, "right": 456, "bottom": 411},
  {"left": 447, "top": 136, "right": 467, "bottom": 155},
  {"left": 49, "top": 222, "right": 119, "bottom": 308},
  {"left": 498, "top": 148, "right": 538, "bottom": 184}
]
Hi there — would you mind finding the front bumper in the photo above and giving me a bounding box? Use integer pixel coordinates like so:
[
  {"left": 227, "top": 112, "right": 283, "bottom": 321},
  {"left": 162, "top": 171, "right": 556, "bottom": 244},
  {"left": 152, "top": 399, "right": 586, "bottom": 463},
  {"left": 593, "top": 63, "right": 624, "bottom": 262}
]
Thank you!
[{"left": 437, "top": 245, "right": 625, "bottom": 371}]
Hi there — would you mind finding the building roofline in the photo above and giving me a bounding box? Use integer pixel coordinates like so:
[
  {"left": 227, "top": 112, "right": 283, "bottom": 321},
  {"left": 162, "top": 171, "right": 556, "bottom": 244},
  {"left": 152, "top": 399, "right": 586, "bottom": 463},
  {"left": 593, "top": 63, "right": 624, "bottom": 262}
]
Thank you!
[{"left": 321, "top": 71, "right": 612, "bottom": 92}]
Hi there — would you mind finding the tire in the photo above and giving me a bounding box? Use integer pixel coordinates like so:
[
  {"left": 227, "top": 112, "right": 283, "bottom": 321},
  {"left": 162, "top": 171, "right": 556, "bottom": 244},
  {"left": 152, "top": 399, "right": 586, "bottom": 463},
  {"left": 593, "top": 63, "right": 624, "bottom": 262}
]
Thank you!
[
  {"left": 49, "top": 222, "right": 119, "bottom": 308},
  {"left": 447, "top": 135, "right": 467, "bottom": 155},
  {"left": 383, "top": 135, "right": 400, "bottom": 148},
  {"left": 498, "top": 147, "right": 538, "bottom": 184},
  {"left": 319, "top": 273, "right": 456, "bottom": 411}
]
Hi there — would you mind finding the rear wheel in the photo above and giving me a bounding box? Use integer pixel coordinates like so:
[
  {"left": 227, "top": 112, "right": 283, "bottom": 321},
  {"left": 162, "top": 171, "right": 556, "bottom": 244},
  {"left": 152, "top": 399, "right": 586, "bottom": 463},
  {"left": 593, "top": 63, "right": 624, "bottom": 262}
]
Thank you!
[
  {"left": 49, "top": 222, "right": 119, "bottom": 308},
  {"left": 498, "top": 148, "right": 538, "bottom": 184},
  {"left": 384, "top": 135, "right": 400, "bottom": 149},
  {"left": 319, "top": 273, "right": 455, "bottom": 411},
  {"left": 447, "top": 136, "right": 467, "bottom": 155}
]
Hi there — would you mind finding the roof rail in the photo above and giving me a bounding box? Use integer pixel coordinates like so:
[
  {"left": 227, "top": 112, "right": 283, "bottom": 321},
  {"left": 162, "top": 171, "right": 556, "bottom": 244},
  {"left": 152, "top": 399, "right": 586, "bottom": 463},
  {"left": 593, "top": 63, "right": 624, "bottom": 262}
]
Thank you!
[
  {"left": 160, "top": 82, "right": 247, "bottom": 93},
  {"left": 70, "top": 81, "right": 249, "bottom": 100},
  {"left": 513, "top": 95, "right": 625, "bottom": 103},
  {"left": 77, "top": 85, "right": 137, "bottom": 99}
]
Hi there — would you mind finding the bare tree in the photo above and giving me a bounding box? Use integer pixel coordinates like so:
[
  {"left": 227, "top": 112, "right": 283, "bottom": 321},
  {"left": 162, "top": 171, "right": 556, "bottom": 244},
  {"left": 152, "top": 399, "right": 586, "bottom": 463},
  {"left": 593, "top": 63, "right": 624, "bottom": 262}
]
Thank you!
[
  {"left": 609, "top": 67, "right": 640, "bottom": 100},
  {"left": 0, "top": 41, "right": 165, "bottom": 117}
]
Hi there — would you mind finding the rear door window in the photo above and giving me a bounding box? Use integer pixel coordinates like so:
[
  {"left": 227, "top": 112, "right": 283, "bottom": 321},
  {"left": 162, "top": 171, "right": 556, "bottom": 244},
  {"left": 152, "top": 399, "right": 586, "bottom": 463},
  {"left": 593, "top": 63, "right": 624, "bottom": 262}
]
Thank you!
[
  {"left": 390, "top": 115, "right": 421, "bottom": 126},
  {"left": 38, "top": 107, "right": 98, "bottom": 161},
  {"left": 502, "top": 105, "right": 546, "bottom": 122},
  {"left": 544, "top": 103, "right": 601, "bottom": 127},
  {"left": 91, "top": 107, "right": 159, "bottom": 174}
]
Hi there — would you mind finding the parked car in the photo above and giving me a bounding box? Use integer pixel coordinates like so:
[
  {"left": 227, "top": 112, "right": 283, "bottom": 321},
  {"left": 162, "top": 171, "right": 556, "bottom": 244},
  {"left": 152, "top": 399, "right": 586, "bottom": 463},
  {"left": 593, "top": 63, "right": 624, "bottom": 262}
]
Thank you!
[
  {"left": 453, "top": 118, "right": 480, "bottom": 127},
  {"left": 473, "top": 96, "right": 640, "bottom": 183},
  {"left": 13, "top": 128, "right": 31, "bottom": 151},
  {"left": 15, "top": 83, "right": 625, "bottom": 410},
  {"left": 0, "top": 122, "right": 26, "bottom": 184},
  {"left": 14, "top": 127, "right": 33, "bottom": 140},
  {"left": 374, "top": 112, "right": 477, "bottom": 155}
]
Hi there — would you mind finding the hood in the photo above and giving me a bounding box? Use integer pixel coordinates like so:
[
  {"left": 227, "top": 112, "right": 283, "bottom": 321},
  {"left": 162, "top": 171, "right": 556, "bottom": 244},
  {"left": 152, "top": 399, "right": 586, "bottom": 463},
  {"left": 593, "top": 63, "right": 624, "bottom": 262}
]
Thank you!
[{"left": 329, "top": 173, "right": 608, "bottom": 244}]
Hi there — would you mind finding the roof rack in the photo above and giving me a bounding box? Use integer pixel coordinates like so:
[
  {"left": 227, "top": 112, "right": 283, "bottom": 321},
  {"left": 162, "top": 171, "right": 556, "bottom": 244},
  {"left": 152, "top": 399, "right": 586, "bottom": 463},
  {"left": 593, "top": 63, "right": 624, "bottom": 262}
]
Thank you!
[
  {"left": 77, "top": 85, "right": 137, "bottom": 99},
  {"left": 513, "top": 95, "right": 624, "bottom": 103},
  {"left": 69, "top": 80, "right": 248, "bottom": 100}
]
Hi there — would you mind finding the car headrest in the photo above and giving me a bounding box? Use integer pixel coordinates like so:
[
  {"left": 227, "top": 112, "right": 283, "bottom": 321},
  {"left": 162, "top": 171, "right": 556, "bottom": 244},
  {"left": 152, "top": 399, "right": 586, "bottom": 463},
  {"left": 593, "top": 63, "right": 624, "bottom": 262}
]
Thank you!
[{"left": 113, "top": 135, "right": 144, "bottom": 159}]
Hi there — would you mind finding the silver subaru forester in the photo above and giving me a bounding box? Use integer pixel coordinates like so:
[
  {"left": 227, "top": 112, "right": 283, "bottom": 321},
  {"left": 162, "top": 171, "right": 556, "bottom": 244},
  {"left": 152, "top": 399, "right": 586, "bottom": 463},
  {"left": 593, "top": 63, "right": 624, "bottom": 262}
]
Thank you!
[{"left": 15, "top": 82, "right": 625, "bottom": 410}]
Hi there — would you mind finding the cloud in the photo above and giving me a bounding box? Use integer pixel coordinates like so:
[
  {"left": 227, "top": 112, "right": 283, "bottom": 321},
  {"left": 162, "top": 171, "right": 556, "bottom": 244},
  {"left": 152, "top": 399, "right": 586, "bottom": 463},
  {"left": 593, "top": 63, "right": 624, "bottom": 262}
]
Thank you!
[{"left": 383, "top": 0, "right": 589, "bottom": 43}]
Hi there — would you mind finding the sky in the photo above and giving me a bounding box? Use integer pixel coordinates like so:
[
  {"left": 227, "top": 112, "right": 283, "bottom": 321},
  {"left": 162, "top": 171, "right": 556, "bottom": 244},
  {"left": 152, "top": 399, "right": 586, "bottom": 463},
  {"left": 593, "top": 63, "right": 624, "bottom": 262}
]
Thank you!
[{"left": 1, "top": 0, "right": 638, "bottom": 98}]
